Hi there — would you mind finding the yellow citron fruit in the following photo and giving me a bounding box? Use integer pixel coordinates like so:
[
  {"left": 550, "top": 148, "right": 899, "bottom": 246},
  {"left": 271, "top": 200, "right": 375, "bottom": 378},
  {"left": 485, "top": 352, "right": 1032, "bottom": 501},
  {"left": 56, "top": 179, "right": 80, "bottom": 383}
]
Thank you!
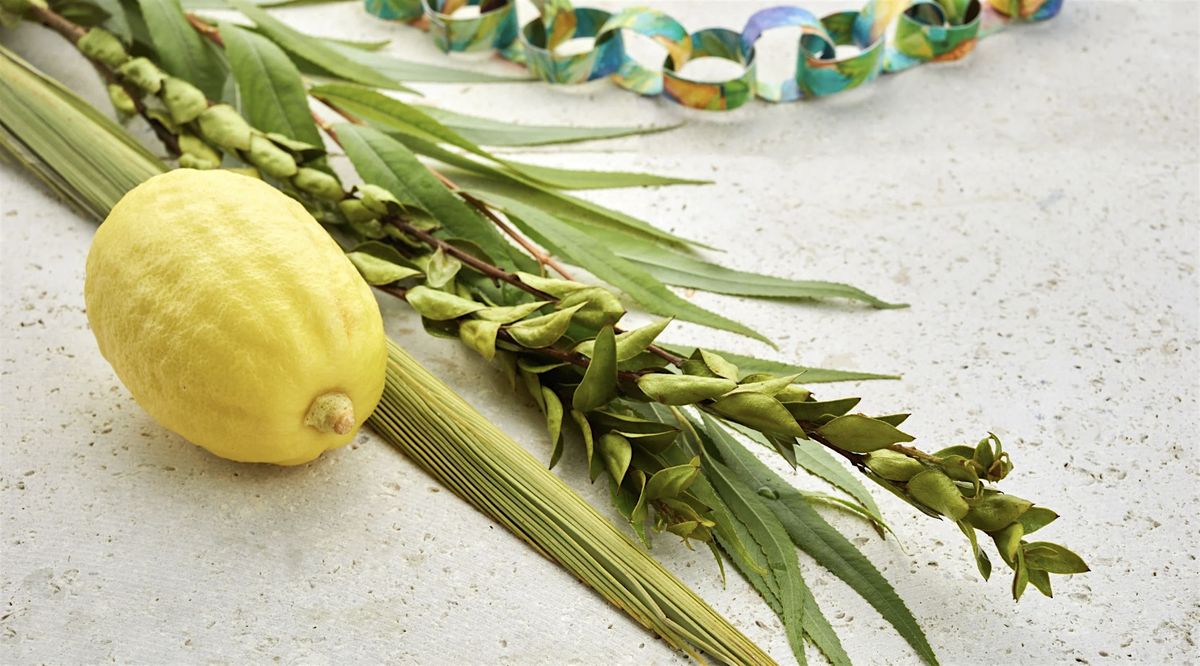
[{"left": 84, "top": 169, "right": 387, "bottom": 465}]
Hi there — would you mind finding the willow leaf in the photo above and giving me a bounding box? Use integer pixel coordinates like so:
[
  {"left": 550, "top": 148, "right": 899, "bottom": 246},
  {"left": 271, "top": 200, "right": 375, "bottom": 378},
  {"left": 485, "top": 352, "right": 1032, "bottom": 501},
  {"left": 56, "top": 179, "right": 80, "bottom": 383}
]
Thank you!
[
  {"left": 318, "top": 88, "right": 701, "bottom": 191},
  {"left": 453, "top": 172, "right": 706, "bottom": 250},
  {"left": 663, "top": 345, "right": 898, "bottom": 383},
  {"left": 497, "top": 158, "right": 709, "bottom": 190},
  {"left": 418, "top": 105, "right": 680, "bottom": 146},
  {"left": 702, "top": 414, "right": 939, "bottom": 666},
  {"left": 323, "top": 40, "right": 530, "bottom": 83},
  {"left": 91, "top": 0, "right": 133, "bottom": 41},
  {"left": 311, "top": 83, "right": 485, "bottom": 155},
  {"left": 461, "top": 172, "right": 904, "bottom": 314},
  {"left": 138, "top": 0, "right": 226, "bottom": 98},
  {"left": 333, "top": 123, "right": 517, "bottom": 267},
  {"left": 225, "top": 0, "right": 399, "bottom": 90},
  {"left": 483, "top": 193, "right": 771, "bottom": 344},
  {"left": 635, "top": 258, "right": 905, "bottom": 308},
  {"left": 656, "top": 405, "right": 850, "bottom": 666},
  {"left": 705, "top": 458, "right": 808, "bottom": 665},
  {"left": 726, "top": 421, "right": 886, "bottom": 531},
  {"left": 219, "top": 23, "right": 320, "bottom": 146},
  {"left": 600, "top": 236, "right": 905, "bottom": 309}
]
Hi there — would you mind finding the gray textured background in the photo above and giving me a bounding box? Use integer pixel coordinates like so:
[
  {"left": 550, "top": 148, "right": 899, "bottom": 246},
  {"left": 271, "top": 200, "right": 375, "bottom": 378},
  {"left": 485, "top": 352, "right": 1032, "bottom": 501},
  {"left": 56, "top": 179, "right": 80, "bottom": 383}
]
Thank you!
[{"left": 2, "top": 1, "right": 1197, "bottom": 663}]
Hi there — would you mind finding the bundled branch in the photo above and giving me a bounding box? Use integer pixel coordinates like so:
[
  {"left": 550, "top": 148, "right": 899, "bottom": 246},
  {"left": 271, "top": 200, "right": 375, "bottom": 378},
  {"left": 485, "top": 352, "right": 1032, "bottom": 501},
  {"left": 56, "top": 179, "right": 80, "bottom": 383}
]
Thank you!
[{"left": 1, "top": 0, "right": 1088, "bottom": 663}]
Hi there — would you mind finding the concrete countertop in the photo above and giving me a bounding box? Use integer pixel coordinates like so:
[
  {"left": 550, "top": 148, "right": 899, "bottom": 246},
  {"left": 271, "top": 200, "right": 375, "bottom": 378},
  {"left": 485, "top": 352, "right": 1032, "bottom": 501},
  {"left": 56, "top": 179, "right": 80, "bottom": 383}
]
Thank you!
[{"left": 2, "top": 1, "right": 1197, "bottom": 663}]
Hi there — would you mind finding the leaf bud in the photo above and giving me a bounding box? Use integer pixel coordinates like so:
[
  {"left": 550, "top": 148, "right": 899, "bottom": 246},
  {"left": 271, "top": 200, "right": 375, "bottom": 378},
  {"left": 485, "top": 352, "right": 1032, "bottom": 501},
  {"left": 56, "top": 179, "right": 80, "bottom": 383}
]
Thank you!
[
  {"left": 291, "top": 167, "right": 344, "bottom": 201},
  {"left": 990, "top": 522, "right": 1025, "bottom": 565},
  {"left": 907, "top": 469, "right": 969, "bottom": 520},
  {"left": 0, "top": 0, "right": 45, "bottom": 16},
  {"left": 864, "top": 449, "right": 926, "bottom": 481},
  {"left": 337, "top": 198, "right": 377, "bottom": 224},
  {"left": 78, "top": 28, "right": 128, "bottom": 68},
  {"left": 177, "top": 153, "right": 218, "bottom": 170},
  {"left": 246, "top": 133, "right": 297, "bottom": 179},
  {"left": 964, "top": 493, "right": 1033, "bottom": 532},
  {"left": 558, "top": 286, "right": 624, "bottom": 329},
  {"left": 178, "top": 133, "right": 220, "bottom": 165},
  {"left": 358, "top": 184, "right": 400, "bottom": 214},
  {"left": 197, "top": 104, "right": 253, "bottom": 152},
  {"left": 116, "top": 57, "right": 162, "bottom": 94},
  {"left": 161, "top": 77, "right": 208, "bottom": 124},
  {"left": 106, "top": 84, "right": 136, "bottom": 115}
]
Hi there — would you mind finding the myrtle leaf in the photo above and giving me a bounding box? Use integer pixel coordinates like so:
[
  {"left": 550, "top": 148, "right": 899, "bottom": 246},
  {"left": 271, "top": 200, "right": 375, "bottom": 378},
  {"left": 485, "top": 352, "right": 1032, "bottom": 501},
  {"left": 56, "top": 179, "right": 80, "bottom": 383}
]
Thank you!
[
  {"left": 958, "top": 521, "right": 993, "bottom": 580},
  {"left": 784, "top": 397, "right": 863, "bottom": 422},
  {"left": 711, "top": 393, "right": 806, "bottom": 437},
  {"left": 474, "top": 301, "right": 548, "bottom": 323},
  {"left": 699, "top": 349, "right": 740, "bottom": 381},
  {"left": 729, "top": 374, "right": 801, "bottom": 397},
  {"left": 628, "top": 470, "right": 651, "bottom": 546},
  {"left": 543, "top": 387, "right": 565, "bottom": 469},
  {"left": 1016, "top": 507, "right": 1059, "bottom": 534},
  {"left": 907, "top": 470, "right": 969, "bottom": 520},
  {"left": 573, "top": 326, "right": 617, "bottom": 413},
  {"left": 506, "top": 303, "right": 583, "bottom": 348},
  {"left": 1022, "top": 542, "right": 1089, "bottom": 574},
  {"left": 515, "top": 272, "right": 585, "bottom": 297},
  {"left": 818, "top": 414, "right": 915, "bottom": 453},
  {"left": 1027, "top": 567, "right": 1053, "bottom": 597},
  {"left": 618, "top": 429, "right": 679, "bottom": 454},
  {"left": 345, "top": 251, "right": 421, "bottom": 285},
  {"left": 425, "top": 247, "right": 461, "bottom": 289},
  {"left": 459, "top": 318, "right": 500, "bottom": 361},
  {"left": 570, "top": 409, "right": 602, "bottom": 482},
  {"left": 645, "top": 458, "right": 701, "bottom": 500},
  {"left": 598, "top": 432, "right": 632, "bottom": 486},
  {"left": 405, "top": 285, "right": 482, "bottom": 320},
  {"left": 637, "top": 373, "right": 737, "bottom": 406}
]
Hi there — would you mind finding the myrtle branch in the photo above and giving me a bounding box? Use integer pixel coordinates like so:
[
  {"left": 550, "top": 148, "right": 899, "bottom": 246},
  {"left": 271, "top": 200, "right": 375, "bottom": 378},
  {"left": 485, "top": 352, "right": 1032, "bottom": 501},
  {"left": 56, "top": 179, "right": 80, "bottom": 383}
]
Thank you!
[{"left": 27, "top": 3, "right": 180, "bottom": 155}]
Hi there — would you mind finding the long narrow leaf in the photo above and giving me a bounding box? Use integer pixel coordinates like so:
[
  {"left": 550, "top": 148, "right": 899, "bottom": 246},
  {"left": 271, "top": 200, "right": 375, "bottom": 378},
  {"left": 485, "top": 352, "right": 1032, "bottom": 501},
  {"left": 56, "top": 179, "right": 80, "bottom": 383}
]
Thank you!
[
  {"left": 419, "top": 105, "right": 680, "bottom": 147},
  {"left": 702, "top": 414, "right": 940, "bottom": 666},
  {"left": 484, "top": 193, "right": 772, "bottom": 344},
  {"left": 728, "top": 421, "right": 888, "bottom": 531},
  {"left": 0, "top": 47, "right": 165, "bottom": 221},
  {"left": 373, "top": 341, "right": 778, "bottom": 665},
  {"left": 313, "top": 83, "right": 703, "bottom": 190},
  {"left": 704, "top": 459, "right": 809, "bottom": 665},
  {"left": 138, "top": 0, "right": 227, "bottom": 98},
  {"left": 334, "top": 123, "right": 520, "bottom": 268},
  {"left": 662, "top": 345, "right": 899, "bottom": 383},
  {"left": 226, "top": 0, "right": 402, "bottom": 90},
  {"left": 220, "top": 22, "right": 321, "bottom": 145}
]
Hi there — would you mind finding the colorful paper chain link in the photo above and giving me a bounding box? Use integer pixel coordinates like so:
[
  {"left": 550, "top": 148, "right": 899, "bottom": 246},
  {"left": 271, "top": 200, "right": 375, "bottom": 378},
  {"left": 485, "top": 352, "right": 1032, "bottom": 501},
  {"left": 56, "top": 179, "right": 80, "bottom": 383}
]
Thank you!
[{"left": 364, "top": 0, "right": 1063, "bottom": 111}]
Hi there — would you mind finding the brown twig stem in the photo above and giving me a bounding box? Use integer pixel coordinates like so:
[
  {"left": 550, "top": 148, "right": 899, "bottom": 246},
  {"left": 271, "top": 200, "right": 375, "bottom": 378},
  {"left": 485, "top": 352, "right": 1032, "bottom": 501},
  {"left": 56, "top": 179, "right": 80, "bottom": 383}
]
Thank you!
[
  {"left": 375, "top": 284, "right": 642, "bottom": 382},
  {"left": 431, "top": 169, "right": 576, "bottom": 280}
]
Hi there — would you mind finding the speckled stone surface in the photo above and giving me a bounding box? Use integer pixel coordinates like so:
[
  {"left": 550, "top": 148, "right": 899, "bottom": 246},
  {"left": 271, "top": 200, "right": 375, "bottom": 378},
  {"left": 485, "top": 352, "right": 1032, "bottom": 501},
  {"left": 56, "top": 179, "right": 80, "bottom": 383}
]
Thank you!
[{"left": 1, "top": 1, "right": 1197, "bottom": 664}]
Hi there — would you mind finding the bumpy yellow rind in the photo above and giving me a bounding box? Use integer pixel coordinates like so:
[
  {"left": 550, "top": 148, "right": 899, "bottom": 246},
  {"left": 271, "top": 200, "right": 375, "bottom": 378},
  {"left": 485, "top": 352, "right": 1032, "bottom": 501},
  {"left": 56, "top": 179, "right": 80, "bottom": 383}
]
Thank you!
[{"left": 85, "top": 169, "right": 387, "bottom": 465}]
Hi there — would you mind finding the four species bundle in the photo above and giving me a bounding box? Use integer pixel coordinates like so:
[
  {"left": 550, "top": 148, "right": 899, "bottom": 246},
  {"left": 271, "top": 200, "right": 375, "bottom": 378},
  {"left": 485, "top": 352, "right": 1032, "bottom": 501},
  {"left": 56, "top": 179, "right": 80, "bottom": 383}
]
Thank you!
[{"left": 0, "top": 0, "right": 1086, "bottom": 662}]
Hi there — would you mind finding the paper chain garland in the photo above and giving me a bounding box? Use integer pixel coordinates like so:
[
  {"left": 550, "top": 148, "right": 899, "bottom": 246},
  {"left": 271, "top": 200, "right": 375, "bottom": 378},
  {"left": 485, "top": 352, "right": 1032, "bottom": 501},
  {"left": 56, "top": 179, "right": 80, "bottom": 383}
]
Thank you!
[{"left": 363, "top": 0, "right": 1063, "bottom": 110}]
